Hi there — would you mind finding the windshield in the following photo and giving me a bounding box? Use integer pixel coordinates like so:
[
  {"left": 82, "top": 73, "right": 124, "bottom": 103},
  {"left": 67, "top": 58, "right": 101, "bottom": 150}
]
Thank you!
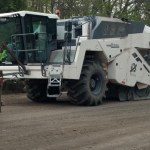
[
  {"left": 0, "top": 15, "right": 57, "bottom": 64},
  {"left": 0, "top": 16, "right": 24, "bottom": 63},
  {"left": 0, "top": 17, "right": 21, "bottom": 44}
]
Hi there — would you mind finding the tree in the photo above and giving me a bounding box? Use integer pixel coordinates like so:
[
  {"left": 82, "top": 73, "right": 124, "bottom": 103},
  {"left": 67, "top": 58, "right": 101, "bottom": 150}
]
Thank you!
[
  {"left": 1, "top": 0, "right": 150, "bottom": 25},
  {"left": 0, "top": 0, "right": 27, "bottom": 13}
]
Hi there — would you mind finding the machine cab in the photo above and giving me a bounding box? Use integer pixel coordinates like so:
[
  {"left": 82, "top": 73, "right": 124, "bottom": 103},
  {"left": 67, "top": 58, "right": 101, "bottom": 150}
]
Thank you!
[{"left": 0, "top": 11, "right": 58, "bottom": 65}]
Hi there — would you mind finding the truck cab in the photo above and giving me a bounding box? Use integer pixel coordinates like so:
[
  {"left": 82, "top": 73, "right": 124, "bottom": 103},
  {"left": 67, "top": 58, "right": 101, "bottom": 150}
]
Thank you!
[{"left": 0, "top": 11, "right": 58, "bottom": 65}]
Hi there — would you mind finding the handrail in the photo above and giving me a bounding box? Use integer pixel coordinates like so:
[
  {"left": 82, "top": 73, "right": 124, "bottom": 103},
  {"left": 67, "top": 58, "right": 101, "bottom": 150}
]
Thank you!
[
  {"left": 11, "top": 32, "right": 47, "bottom": 64},
  {"left": 13, "top": 49, "right": 39, "bottom": 52},
  {"left": 65, "top": 35, "right": 88, "bottom": 63}
]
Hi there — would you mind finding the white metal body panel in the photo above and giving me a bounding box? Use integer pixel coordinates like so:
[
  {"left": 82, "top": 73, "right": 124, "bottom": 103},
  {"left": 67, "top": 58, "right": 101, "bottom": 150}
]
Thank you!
[
  {"left": 108, "top": 50, "right": 129, "bottom": 84},
  {"left": 2, "top": 32, "right": 150, "bottom": 90},
  {"left": 63, "top": 38, "right": 103, "bottom": 79},
  {"left": 143, "top": 25, "right": 150, "bottom": 34},
  {"left": 0, "top": 11, "right": 58, "bottom": 19},
  {"left": 1, "top": 66, "right": 47, "bottom": 79},
  {"left": 62, "top": 33, "right": 150, "bottom": 79},
  {"left": 108, "top": 47, "right": 150, "bottom": 87},
  {"left": 98, "top": 38, "right": 126, "bottom": 60},
  {"left": 57, "top": 24, "right": 75, "bottom": 40}
]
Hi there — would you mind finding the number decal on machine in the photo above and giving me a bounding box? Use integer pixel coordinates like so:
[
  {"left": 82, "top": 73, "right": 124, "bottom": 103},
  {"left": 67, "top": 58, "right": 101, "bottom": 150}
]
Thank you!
[{"left": 130, "top": 63, "right": 137, "bottom": 73}]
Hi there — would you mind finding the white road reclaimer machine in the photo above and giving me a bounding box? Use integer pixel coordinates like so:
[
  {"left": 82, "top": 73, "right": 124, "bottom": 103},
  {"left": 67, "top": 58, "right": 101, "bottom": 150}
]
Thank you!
[{"left": 0, "top": 10, "right": 150, "bottom": 106}]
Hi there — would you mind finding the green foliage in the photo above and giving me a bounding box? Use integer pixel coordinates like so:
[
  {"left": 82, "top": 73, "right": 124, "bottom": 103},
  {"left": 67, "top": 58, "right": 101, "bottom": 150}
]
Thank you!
[
  {"left": 0, "top": 0, "right": 150, "bottom": 24},
  {"left": 0, "top": 0, "right": 27, "bottom": 13},
  {"left": 2, "top": 80, "right": 25, "bottom": 94}
]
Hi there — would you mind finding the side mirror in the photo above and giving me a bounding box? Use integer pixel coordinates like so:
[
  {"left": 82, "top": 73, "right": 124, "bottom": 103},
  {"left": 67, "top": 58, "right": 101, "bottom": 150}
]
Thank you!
[
  {"left": 65, "top": 21, "right": 72, "bottom": 32},
  {"left": 64, "top": 33, "right": 72, "bottom": 42}
]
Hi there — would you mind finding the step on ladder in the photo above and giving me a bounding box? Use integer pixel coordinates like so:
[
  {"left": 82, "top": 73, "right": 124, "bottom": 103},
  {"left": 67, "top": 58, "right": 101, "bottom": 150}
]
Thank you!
[{"left": 47, "top": 64, "right": 63, "bottom": 98}]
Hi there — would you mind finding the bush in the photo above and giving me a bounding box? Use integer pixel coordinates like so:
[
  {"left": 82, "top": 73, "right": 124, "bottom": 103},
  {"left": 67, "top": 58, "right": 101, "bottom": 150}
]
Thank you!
[{"left": 2, "top": 80, "right": 25, "bottom": 94}]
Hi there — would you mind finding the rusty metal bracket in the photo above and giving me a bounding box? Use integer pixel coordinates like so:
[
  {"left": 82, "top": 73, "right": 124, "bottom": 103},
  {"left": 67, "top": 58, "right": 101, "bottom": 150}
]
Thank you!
[{"left": 0, "top": 42, "right": 26, "bottom": 71}]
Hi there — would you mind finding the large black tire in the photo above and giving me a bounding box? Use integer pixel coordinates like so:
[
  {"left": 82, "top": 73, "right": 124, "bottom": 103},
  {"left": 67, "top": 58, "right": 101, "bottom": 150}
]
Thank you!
[
  {"left": 25, "top": 79, "right": 56, "bottom": 103},
  {"left": 67, "top": 60, "right": 108, "bottom": 106}
]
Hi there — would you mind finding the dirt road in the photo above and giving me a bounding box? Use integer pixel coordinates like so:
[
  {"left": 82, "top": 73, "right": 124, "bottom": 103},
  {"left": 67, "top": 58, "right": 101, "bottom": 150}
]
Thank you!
[{"left": 1, "top": 93, "right": 150, "bottom": 150}]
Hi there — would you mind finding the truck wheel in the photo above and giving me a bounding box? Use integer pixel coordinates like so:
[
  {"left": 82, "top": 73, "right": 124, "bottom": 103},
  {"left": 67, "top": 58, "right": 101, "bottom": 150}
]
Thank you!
[
  {"left": 67, "top": 60, "right": 108, "bottom": 106},
  {"left": 25, "top": 79, "right": 56, "bottom": 103}
]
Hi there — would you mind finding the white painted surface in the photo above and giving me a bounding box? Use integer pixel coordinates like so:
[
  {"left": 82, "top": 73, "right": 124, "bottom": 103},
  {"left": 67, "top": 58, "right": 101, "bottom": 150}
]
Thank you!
[{"left": 0, "top": 11, "right": 58, "bottom": 19}]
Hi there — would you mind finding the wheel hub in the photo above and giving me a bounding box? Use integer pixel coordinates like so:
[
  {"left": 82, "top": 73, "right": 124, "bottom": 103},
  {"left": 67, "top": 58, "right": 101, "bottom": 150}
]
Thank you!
[
  {"left": 90, "top": 79, "right": 96, "bottom": 88},
  {"left": 90, "top": 73, "right": 102, "bottom": 95}
]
